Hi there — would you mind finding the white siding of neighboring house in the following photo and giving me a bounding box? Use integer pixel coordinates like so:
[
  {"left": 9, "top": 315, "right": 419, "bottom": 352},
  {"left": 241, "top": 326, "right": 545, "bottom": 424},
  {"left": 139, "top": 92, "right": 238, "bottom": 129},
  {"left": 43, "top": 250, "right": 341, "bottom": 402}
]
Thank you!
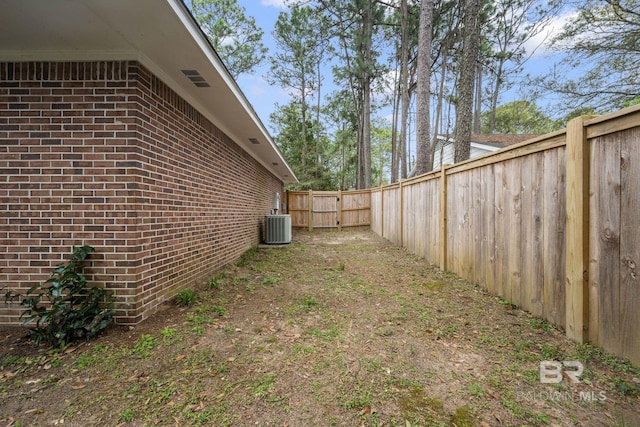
[{"left": 432, "top": 142, "right": 501, "bottom": 169}]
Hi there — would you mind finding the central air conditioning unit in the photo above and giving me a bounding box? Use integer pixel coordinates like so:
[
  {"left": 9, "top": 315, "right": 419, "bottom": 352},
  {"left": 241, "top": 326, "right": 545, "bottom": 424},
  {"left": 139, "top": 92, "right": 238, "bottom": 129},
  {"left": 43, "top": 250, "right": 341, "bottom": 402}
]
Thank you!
[{"left": 264, "top": 214, "right": 291, "bottom": 244}]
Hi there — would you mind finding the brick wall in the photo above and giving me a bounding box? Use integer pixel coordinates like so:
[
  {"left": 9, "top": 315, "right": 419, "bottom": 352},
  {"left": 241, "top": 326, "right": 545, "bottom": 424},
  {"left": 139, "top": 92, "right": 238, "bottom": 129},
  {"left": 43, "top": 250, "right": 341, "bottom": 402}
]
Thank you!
[{"left": 0, "top": 61, "right": 284, "bottom": 325}]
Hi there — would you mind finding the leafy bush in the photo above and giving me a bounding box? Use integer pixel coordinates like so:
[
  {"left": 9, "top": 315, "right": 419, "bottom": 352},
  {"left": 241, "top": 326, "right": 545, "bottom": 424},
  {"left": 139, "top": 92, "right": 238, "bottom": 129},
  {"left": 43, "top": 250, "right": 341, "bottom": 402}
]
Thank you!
[{"left": 4, "top": 245, "right": 114, "bottom": 347}]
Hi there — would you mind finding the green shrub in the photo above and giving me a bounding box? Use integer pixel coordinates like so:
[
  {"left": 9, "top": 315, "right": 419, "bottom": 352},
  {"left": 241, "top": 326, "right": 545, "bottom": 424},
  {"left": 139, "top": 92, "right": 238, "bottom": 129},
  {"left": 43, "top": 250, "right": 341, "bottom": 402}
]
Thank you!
[{"left": 4, "top": 245, "right": 114, "bottom": 347}]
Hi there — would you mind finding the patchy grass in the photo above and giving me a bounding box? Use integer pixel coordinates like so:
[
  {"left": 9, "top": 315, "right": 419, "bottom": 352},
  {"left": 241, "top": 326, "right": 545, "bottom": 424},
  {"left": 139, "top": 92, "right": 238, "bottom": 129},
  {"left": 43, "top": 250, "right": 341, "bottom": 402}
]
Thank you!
[{"left": 0, "top": 230, "right": 639, "bottom": 426}]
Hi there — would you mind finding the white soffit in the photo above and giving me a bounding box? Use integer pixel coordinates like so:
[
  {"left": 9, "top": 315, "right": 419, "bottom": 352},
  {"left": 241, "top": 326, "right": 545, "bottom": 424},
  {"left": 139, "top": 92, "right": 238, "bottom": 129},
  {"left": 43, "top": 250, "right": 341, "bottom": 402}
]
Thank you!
[{"left": 0, "top": 0, "right": 297, "bottom": 184}]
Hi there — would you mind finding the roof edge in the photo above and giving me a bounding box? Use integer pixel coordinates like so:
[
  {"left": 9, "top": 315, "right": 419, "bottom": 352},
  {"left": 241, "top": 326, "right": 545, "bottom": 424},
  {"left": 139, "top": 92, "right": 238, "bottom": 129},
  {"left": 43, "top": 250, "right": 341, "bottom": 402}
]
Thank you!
[{"left": 167, "top": 0, "right": 298, "bottom": 183}]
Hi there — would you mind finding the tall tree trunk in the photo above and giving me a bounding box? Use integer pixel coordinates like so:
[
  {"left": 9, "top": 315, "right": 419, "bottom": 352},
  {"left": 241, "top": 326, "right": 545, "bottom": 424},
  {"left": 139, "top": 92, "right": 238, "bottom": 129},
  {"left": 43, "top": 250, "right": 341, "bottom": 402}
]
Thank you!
[
  {"left": 400, "top": 118, "right": 407, "bottom": 179},
  {"left": 334, "top": 20, "right": 362, "bottom": 188},
  {"left": 362, "top": 83, "right": 372, "bottom": 188},
  {"left": 360, "top": 0, "right": 373, "bottom": 189},
  {"left": 453, "top": 0, "right": 481, "bottom": 163},
  {"left": 473, "top": 61, "right": 482, "bottom": 134},
  {"left": 391, "top": 62, "right": 400, "bottom": 183},
  {"left": 399, "top": 0, "right": 411, "bottom": 179},
  {"left": 415, "top": 0, "right": 433, "bottom": 176},
  {"left": 301, "top": 78, "right": 308, "bottom": 176},
  {"left": 340, "top": 123, "right": 346, "bottom": 190},
  {"left": 316, "top": 59, "right": 322, "bottom": 177},
  {"left": 489, "top": 59, "right": 505, "bottom": 134},
  {"left": 431, "top": 43, "right": 448, "bottom": 169}
]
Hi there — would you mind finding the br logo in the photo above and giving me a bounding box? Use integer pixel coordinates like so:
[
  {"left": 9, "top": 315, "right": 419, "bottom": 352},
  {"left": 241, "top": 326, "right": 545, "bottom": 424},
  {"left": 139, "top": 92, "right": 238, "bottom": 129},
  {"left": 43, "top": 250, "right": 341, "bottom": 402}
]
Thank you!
[{"left": 539, "top": 361, "right": 584, "bottom": 384}]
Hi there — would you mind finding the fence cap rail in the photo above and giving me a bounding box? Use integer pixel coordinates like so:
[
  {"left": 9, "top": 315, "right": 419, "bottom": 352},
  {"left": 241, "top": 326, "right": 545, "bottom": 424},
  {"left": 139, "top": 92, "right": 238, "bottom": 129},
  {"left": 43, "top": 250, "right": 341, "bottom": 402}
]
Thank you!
[{"left": 586, "top": 104, "right": 640, "bottom": 139}]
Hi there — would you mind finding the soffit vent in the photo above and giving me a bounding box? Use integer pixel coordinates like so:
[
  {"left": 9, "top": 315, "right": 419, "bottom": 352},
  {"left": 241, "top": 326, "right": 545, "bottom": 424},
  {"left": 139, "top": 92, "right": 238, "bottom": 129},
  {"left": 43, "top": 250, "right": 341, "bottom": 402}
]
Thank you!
[
  {"left": 249, "top": 138, "right": 260, "bottom": 145},
  {"left": 181, "top": 69, "right": 210, "bottom": 88}
]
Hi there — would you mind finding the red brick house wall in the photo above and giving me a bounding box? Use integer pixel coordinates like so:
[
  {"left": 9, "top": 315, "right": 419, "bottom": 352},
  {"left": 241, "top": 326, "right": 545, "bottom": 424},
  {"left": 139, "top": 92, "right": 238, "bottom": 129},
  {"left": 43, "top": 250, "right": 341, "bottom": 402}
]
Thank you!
[{"left": 0, "top": 61, "right": 284, "bottom": 325}]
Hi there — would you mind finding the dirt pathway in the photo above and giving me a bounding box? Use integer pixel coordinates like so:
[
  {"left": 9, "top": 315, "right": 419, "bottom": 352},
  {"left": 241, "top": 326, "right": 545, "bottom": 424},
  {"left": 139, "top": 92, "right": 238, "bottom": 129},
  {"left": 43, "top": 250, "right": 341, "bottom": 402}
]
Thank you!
[{"left": 1, "top": 230, "right": 639, "bottom": 426}]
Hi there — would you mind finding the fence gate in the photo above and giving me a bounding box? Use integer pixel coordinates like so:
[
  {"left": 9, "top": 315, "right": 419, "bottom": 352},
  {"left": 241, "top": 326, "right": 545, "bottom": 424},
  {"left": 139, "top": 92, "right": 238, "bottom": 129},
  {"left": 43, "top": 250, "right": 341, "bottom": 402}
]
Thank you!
[
  {"left": 286, "top": 190, "right": 371, "bottom": 230},
  {"left": 312, "top": 193, "right": 339, "bottom": 229}
]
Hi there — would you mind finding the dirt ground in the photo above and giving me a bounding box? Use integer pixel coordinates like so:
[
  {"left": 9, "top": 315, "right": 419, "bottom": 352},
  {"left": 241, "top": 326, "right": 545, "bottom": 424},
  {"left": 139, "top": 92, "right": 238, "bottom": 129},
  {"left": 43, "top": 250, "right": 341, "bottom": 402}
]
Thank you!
[{"left": 1, "top": 230, "right": 639, "bottom": 427}]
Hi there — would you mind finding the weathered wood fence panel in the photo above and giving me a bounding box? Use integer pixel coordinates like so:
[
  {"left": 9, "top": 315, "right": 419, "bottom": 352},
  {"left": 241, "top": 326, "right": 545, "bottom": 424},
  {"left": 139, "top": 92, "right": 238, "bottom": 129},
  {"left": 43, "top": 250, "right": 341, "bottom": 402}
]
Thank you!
[
  {"left": 588, "top": 125, "right": 640, "bottom": 363},
  {"left": 369, "top": 105, "right": 640, "bottom": 365},
  {"left": 382, "top": 185, "right": 401, "bottom": 244},
  {"left": 618, "top": 129, "right": 640, "bottom": 364},
  {"left": 341, "top": 190, "right": 372, "bottom": 228},
  {"left": 402, "top": 177, "right": 440, "bottom": 264},
  {"left": 286, "top": 192, "right": 309, "bottom": 228},
  {"left": 542, "top": 148, "right": 566, "bottom": 328},
  {"left": 371, "top": 189, "right": 382, "bottom": 235},
  {"left": 286, "top": 190, "right": 371, "bottom": 230}
]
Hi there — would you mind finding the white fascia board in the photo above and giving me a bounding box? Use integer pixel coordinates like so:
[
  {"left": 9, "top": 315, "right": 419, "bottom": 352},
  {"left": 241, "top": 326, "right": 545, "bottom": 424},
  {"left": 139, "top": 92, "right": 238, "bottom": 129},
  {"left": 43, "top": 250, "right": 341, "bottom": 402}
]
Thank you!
[{"left": 164, "top": 0, "right": 296, "bottom": 183}]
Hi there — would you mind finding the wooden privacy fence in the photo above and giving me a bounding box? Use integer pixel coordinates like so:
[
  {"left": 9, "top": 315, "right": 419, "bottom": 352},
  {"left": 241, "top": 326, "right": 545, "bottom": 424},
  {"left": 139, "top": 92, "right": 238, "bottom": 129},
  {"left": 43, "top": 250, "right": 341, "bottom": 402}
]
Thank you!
[
  {"left": 286, "top": 190, "right": 371, "bottom": 230},
  {"left": 371, "top": 105, "right": 640, "bottom": 365}
]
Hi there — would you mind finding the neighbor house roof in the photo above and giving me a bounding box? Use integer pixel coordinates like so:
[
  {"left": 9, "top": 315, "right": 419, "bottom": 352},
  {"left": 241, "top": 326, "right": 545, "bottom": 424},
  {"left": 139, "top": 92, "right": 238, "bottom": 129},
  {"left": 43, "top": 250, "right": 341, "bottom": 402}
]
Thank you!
[
  {"left": 0, "top": 0, "right": 297, "bottom": 184},
  {"left": 408, "top": 133, "right": 541, "bottom": 177}
]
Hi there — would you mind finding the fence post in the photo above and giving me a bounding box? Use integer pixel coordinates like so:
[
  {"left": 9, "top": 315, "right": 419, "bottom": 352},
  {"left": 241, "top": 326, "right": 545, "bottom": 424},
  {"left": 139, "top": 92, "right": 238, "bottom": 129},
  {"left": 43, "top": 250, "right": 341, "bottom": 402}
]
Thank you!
[
  {"left": 381, "top": 187, "right": 385, "bottom": 238},
  {"left": 440, "top": 165, "right": 448, "bottom": 271},
  {"left": 308, "top": 190, "right": 313, "bottom": 232},
  {"left": 285, "top": 190, "right": 289, "bottom": 214},
  {"left": 399, "top": 181, "right": 404, "bottom": 246},
  {"left": 565, "top": 116, "right": 590, "bottom": 343},
  {"left": 338, "top": 190, "right": 343, "bottom": 231}
]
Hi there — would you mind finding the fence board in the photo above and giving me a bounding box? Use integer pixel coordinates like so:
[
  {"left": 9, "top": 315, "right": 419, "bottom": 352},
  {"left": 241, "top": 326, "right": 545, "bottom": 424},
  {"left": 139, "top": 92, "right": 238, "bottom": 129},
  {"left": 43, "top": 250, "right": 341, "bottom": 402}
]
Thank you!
[
  {"left": 447, "top": 173, "right": 460, "bottom": 276},
  {"left": 620, "top": 129, "right": 640, "bottom": 363},
  {"left": 542, "top": 147, "right": 566, "bottom": 327},
  {"left": 591, "top": 133, "right": 622, "bottom": 353},
  {"left": 507, "top": 157, "right": 523, "bottom": 306},
  {"left": 493, "top": 162, "right": 506, "bottom": 299},
  {"left": 488, "top": 166, "right": 497, "bottom": 292},
  {"left": 531, "top": 152, "right": 544, "bottom": 317},
  {"left": 521, "top": 155, "right": 534, "bottom": 314},
  {"left": 467, "top": 168, "right": 478, "bottom": 282},
  {"left": 427, "top": 179, "right": 440, "bottom": 264},
  {"left": 439, "top": 168, "right": 448, "bottom": 270},
  {"left": 371, "top": 190, "right": 382, "bottom": 234},
  {"left": 472, "top": 167, "right": 482, "bottom": 286},
  {"left": 403, "top": 181, "right": 426, "bottom": 260},
  {"left": 481, "top": 165, "right": 495, "bottom": 290},
  {"left": 383, "top": 186, "right": 400, "bottom": 244},
  {"left": 403, "top": 183, "right": 415, "bottom": 255}
]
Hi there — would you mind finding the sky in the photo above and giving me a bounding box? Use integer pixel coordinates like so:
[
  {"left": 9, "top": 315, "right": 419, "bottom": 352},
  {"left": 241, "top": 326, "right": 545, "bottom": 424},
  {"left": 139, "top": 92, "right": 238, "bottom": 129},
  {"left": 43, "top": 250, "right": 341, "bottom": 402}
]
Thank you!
[
  {"left": 234, "top": 0, "right": 575, "bottom": 137},
  {"left": 235, "top": 0, "right": 291, "bottom": 133}
]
